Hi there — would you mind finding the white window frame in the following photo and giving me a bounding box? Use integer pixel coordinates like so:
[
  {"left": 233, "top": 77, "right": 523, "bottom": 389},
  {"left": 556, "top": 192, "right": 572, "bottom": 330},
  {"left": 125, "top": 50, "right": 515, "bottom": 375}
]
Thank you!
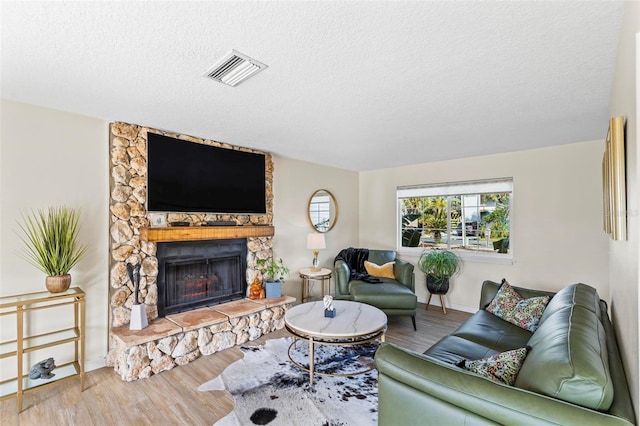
[{"left": 397, "top": 178, "right": 514, "bottom": 264}]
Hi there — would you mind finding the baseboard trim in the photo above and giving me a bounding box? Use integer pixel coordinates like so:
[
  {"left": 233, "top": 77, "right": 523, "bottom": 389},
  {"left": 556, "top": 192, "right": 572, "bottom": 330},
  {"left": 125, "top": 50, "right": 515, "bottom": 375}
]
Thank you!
[
  {"left": 86, "top": 356, "right": 107, "bottom": 372},
  {"left": 419, "top": 297, "right": 477, "bottom": 314}
]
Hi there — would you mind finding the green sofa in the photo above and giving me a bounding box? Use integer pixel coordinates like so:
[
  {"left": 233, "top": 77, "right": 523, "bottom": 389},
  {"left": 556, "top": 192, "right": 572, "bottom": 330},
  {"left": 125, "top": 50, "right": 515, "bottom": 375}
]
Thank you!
[
  {"left": 375, "top": 281, "right": 636, "bottom": 425},
  {"left": 334, "top": 249, "right": 417, "bottom": 330}
]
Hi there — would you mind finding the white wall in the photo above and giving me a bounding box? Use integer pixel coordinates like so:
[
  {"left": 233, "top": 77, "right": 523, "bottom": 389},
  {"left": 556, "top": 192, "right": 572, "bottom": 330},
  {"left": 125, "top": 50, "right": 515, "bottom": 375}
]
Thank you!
[
  {"left": 272, "top": 155, "right": 359, "bottom": 299},
  {"left": 609, "top": 1, "right": 639, "bottom": 417},
  {"left": 0, "top": 102, "right": 360, "bottom": 373},
  {"left": 359, "top": 140, "right": 610, "bottom": 311},
  {"left": 0, "top": 100, "right": 109, "bottom": 370}
]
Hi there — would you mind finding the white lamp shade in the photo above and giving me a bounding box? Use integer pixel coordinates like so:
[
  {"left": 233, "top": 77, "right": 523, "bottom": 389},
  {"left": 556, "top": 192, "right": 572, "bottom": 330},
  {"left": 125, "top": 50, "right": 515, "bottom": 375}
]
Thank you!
[{"left": 306, "top": 233, "right": 326, "bottom": 250}]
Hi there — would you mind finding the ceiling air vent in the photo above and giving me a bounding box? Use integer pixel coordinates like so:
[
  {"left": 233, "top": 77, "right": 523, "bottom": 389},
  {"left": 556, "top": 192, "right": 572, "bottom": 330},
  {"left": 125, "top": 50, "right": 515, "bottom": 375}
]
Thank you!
[{"left": 203, "top": 50, "right": 268, "bottom": 87}]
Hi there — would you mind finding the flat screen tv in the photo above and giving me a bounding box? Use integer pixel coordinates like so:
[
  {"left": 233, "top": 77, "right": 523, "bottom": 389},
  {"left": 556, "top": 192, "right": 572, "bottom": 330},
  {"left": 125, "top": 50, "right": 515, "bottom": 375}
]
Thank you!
[{"left": 147, "top": 133, "right": 266, "bottom": 214}]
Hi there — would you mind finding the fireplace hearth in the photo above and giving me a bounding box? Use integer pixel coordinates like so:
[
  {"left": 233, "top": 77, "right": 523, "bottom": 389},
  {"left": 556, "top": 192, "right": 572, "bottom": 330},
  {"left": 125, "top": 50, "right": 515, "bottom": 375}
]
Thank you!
[{"left": 156, "top": 239, "right": 247, "bottom": 317}]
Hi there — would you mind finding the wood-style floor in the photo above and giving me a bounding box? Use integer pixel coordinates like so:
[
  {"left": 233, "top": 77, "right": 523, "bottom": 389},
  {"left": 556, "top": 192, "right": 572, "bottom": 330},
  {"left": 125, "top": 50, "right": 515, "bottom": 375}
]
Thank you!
[{"left": 1, "top": 303, "right": 471, "bottom": 426}]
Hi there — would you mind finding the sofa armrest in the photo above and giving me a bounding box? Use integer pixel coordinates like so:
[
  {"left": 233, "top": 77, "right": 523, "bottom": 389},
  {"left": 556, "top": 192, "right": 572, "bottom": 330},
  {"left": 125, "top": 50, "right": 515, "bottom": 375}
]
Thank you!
[
  {"left": 333, "top": 259, "right": 351, "bottom": 298},
  {"left": 394, "top": 259, "right": 415, "bottom": 291},
  {"left": 375, "top": 343, "right": 633, "bottom": 425}
]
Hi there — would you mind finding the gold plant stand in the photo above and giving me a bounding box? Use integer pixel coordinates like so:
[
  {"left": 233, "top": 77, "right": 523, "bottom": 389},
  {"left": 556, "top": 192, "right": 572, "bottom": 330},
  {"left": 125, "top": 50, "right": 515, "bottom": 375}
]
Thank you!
[{"left": 0, "top": 287, "right": 85, "bottom": 411}]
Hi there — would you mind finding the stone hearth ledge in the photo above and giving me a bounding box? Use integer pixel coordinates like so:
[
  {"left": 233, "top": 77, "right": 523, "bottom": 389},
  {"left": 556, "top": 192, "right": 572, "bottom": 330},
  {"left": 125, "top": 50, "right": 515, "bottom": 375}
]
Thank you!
[{"left": 107, "top": 296, "right": 295, "bottom": 381}]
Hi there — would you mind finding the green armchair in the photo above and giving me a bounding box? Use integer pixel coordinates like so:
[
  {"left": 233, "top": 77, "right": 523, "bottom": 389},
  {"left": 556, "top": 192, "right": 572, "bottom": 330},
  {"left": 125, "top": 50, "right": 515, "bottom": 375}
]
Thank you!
[{"left": 334, "top": 249, "right": 417, "bottom": 330}]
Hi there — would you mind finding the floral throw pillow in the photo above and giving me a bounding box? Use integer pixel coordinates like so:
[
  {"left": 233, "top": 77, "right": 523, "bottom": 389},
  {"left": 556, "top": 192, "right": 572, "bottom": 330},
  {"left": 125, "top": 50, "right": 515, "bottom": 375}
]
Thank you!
[
  {"left": 457, "top": 346, "right": 530, "bottom": 386},
  {"left": 486, "top": 279, "right": 550, "bottom": 332}
]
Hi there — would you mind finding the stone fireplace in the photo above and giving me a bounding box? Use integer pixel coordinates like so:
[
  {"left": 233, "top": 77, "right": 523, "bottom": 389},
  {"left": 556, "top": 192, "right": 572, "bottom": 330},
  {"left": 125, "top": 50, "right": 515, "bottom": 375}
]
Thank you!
[
  {"left": 106, "top": 122, "right": 292, "bottom": 382},
  {"left": 108, "top": 122, "right": 274, "bottom": 328},
  {"left": 156, "top": 239, "right": 247, "bottom": 316}
]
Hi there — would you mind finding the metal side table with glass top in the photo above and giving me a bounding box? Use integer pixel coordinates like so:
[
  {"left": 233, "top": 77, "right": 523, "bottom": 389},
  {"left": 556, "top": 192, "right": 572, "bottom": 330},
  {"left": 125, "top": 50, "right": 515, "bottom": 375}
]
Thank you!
[
  {"left": 0, "top": 287, "right": 85, "bottom": 411},
  {"left": 298, "top": 268, "right": 332, "bottom": 302}
]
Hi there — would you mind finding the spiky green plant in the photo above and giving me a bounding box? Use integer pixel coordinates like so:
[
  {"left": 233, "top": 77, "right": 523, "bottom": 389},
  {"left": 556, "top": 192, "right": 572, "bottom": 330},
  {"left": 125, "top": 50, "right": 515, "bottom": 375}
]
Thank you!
[
  {"left": 18, "top": 206, "right": 88, "bottom": 276},
  {"left": 418, "top": 249, "right": 461, "bottom": 280}
]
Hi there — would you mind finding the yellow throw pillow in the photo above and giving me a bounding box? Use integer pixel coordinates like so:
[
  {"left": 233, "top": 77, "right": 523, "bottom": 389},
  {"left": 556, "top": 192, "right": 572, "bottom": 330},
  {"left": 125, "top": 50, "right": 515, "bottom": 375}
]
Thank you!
[{"left": 364, "top": 260, "right": 396, "bottom": 279}]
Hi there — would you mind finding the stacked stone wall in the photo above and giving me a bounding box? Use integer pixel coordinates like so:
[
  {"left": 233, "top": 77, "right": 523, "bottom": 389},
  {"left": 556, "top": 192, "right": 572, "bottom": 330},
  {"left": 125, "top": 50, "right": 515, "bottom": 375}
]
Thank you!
[
  {"left": 109, "top": 303, "right": 290, "bottom": 381},
  {"left": 108, "top": 122, "right": 274, "bottom": 328}
]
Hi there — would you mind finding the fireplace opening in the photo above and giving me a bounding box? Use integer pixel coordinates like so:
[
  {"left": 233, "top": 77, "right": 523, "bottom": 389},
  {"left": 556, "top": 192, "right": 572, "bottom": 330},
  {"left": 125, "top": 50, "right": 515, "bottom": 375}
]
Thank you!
[{"left": 157, "top": 239, "right": 247, "bottom": 317}]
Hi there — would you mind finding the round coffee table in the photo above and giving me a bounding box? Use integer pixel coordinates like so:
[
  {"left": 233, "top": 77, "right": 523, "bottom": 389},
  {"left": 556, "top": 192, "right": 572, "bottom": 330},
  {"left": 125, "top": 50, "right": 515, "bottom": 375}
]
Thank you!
[{"left": 284, "top": 300, "right": 387, "bottom": 384}]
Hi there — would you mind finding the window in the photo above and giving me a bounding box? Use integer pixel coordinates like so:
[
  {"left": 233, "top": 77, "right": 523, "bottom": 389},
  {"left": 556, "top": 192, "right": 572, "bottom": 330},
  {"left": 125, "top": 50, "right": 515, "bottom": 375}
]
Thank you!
[{"left": 397, "top": 178, "right": 512, "bottom": 259}]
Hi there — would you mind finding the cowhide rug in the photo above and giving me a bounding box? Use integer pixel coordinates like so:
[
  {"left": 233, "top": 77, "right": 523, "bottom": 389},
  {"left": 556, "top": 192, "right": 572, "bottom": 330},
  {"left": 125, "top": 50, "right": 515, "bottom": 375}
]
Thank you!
[{"left": 198, "top": 337, "right": 378, "bottom": 425}]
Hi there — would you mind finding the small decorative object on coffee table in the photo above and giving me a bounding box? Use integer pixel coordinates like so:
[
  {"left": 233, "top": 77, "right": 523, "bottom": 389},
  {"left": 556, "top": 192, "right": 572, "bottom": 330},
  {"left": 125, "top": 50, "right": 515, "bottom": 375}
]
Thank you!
[
  {"left": 323, "top": 295, "right": 336, "bottom": 317},
  {"left": 285, "top": 300, "right": 387, "bottom": 384}
]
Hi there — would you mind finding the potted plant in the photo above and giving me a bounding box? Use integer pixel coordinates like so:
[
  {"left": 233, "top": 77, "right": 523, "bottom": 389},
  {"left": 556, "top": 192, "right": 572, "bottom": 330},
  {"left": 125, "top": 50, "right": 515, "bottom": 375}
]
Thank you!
[
  {"left": 417, "top": 249, "right": 461, "bottom": 295},
  {"left": 18, "top": 206, "right": 88, "bottom": 293},
  {"left": 256, "top": 257, "right": 290, "bottom": 298}
]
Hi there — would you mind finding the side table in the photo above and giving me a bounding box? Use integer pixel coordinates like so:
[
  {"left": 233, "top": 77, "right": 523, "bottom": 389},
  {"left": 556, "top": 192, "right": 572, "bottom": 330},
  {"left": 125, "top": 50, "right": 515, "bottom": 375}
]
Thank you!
[
  {"left": 299, "top": 268, "right": 332, "bottom": 302},
  {"left": 0, "top": 287, "right": 85, "bottom": 411}
]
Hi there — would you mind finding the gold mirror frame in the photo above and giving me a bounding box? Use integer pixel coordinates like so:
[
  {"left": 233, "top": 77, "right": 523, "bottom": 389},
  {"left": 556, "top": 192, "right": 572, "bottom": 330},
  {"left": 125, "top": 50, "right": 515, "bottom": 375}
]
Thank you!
[
  {"left": 307, "top": 189, "right": 338, "bottom": 233},
  {"left": 602, "top": 116, "right": 626, "bottom": 241}
]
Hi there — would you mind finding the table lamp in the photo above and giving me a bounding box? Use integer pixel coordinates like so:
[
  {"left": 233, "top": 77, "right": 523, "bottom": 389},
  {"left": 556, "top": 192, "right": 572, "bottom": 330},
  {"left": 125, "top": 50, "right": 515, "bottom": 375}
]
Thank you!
[{"left": 307, "top": 233, "right": 326, "bottom": 272}]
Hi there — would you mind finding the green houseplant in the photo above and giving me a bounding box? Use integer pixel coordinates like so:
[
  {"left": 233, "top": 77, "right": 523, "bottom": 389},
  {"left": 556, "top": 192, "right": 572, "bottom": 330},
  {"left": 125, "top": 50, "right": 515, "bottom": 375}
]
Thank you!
[
  {"left": 256, "top": 257, "right": 290, "bottom": 298},
  {"left": 18, "top": 206, "right": 88, "bottom": 293},
  {"left": 417, "top": 249, "right": 461, "bottom": 295}
]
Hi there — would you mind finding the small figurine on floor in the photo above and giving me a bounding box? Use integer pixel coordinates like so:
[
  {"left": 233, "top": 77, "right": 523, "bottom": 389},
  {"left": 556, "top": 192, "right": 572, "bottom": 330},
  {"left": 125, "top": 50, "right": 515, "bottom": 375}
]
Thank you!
[{"left": 29, "top": 357, "right": 56, "bottom": 379}]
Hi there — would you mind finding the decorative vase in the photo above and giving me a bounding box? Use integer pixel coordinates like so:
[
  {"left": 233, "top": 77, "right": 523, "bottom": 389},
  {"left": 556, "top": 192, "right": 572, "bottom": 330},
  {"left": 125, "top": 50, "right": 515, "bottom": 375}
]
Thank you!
[
  {"left": 426, "top": 275, "right": 449, "bottom": 295},
  {"left": 46, "top": 274, "right": 71, "bottom": 293}
]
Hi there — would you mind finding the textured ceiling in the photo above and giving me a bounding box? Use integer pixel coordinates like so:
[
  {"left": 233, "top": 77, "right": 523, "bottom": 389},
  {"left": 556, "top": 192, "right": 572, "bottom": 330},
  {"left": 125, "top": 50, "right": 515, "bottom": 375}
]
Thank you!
[{"left": 1, "top": 1, "right": 625, "bottom": 171}]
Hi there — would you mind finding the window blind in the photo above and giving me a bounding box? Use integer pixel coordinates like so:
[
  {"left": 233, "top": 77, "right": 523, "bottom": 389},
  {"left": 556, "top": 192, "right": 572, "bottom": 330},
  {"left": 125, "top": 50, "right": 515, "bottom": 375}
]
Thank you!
[{"left": 397, "top": 178, "right": 513, "bottom": 198}]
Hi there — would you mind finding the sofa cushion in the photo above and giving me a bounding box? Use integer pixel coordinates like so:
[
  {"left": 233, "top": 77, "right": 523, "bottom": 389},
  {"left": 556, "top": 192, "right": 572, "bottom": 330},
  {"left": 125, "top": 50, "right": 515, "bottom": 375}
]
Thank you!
[
  {"left": 368, "top": 250, "right": 396, "bottom": 265},
  {"left": 516, "top": 302, "right": 614, "bottom": 411},
  {"left": 486, "top": 280, "right": 550, "bottom": 332},
  {"left": 350, "top": 281, "right": 417, "bottom": 310},
  {"left": 451, "top": 310, "right": 532, "bottom": 352},
  {"left": 458, "top": 346, "right": 529, "bottom": 386},
  {"left": 424, "top": 335, "right": 498, "bottom": 365},
  {"left": 364, "top": 260, "right": 395, "bottom": 279},
  {"left": 538, "top": 283, "right": 601, "bottom": 326}
]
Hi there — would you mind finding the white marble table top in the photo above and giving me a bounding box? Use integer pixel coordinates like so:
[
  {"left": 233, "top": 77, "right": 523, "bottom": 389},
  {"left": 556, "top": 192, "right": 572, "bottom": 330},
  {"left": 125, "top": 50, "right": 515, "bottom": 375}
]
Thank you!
[
  {"left": 284, "top": 300, "right": 387, "bottom": 338},
  {"left": 298, "top": 267, "right": 332, "bottom": 277}
]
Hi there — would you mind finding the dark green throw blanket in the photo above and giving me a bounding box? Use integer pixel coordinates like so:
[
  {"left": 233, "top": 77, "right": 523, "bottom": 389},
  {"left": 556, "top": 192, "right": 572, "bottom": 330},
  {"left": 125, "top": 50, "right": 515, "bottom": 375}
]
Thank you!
[{"left": 334, "top": 247, "right": 381, "bottom": 283}]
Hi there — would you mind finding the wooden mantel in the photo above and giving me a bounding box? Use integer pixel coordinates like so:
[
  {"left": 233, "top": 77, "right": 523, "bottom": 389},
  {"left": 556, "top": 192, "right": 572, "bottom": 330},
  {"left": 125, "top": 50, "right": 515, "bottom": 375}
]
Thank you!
[{"left": 139, "top": 225, "right": 275, "bottom": 242}]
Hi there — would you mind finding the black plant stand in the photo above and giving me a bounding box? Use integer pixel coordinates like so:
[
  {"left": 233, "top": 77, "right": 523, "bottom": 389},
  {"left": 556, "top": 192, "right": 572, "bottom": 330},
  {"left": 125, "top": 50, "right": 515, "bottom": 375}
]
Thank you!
[
  {"left": 426, "top": 293, "right": 447, "bottom": 315},
  {"left": 425, "top": 276, "right": 449, "bottom": 315}
]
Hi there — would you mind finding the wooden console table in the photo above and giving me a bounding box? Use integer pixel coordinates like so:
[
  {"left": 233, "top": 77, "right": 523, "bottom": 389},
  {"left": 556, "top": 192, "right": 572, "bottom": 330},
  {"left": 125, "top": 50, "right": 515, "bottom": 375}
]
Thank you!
[{"left": 0, "top": 287, "right": 85, "bottom": 411}]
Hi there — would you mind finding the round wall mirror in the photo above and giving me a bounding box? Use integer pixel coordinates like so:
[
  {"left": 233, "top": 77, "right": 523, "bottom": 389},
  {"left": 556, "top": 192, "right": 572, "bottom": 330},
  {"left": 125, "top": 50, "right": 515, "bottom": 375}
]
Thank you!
[{"left": 307, "top": 189, "right": 338, "bottom": 233}]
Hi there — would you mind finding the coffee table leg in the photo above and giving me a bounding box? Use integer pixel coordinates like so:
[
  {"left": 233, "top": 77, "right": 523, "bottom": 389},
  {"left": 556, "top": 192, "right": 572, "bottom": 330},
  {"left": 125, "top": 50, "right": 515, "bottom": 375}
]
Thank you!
[{"left": 308, "top": 337, "right": 314, "bottom": 385}]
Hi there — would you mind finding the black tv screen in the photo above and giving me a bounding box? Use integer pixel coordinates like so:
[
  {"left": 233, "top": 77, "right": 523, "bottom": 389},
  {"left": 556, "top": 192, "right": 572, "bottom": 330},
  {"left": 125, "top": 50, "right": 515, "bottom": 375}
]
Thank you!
[{"left": 147, "top": 133, "right": 266, "bottom": 214}]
